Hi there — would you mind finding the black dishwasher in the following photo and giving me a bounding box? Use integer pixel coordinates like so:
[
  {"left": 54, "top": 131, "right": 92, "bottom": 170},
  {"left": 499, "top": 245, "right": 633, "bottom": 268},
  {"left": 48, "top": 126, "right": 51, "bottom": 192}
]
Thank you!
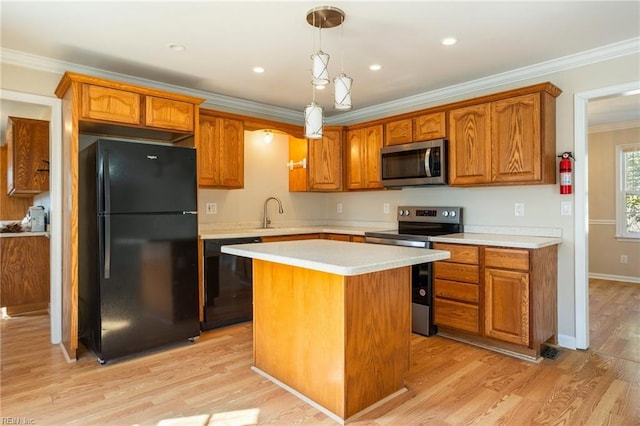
[{"left": 202, "top": 237, "right": 260, "bottom": 330}]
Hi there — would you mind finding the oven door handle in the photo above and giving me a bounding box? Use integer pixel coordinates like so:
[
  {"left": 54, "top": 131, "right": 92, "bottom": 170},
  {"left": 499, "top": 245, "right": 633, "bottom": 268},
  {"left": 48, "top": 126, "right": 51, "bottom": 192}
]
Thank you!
[
  {"left": 366, "top": 236, "right": 429, "bottom": 248},
  {"left": 424, "top": 148, "right": 432, "bottom": 177}
]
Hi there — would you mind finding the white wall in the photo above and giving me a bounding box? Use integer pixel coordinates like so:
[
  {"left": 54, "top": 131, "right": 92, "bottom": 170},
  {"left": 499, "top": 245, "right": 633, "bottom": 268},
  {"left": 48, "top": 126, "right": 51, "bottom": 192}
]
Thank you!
[{"left": 2, "top": 51, "right": 639, "bottom": 346}]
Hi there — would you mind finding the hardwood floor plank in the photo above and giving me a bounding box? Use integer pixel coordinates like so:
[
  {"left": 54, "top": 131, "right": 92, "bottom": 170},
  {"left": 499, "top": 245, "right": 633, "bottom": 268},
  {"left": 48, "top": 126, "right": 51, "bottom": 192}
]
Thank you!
[{"left": 1, "top": 279, "right": 639, "bottom": 425}]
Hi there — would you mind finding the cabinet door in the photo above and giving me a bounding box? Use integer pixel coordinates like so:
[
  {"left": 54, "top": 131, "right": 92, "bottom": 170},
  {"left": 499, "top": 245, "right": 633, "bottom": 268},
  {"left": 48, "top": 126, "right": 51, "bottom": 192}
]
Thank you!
[
  {"left": 491, "top": 94, "right": 541, "bottom": 183},
  {"left": 145, "top": 96, "right": 194, "bottom": 132},
  {"left": 197, "top": 116, "right": 243, "bottom": 188},
  {"left": 448, "top": 104, "right": 492, "bottom": 185},
  {"left": 308, "top": 129, "right": 343, "bottom": 191},
  {"left": 81, "top": 84, "right": 141, "bottom": 124},
  {"left": 346, "top": 129, "right": 365, "bottom": 189},
  {"left": 6, "top": 117, "right": 50, "bottom": 195},
  {"left": 219, "top": 118, "right": 244, "bottom": 188},
  {"left": 198, "top": 115, "right": 220, "bottom": 187},
  {"left": 0, "top": 236, "right": 50, "bottom": 310},
  {"left": 363, "top": 125, "right": 384, "bottom": 189},
  {"left": 484, "top": 268, "right": 530, "bottom": 345},
  {"left": 414, "top": 112, "right": 446, "bottom": 141},
  {"left": 385, "top": 119, "right": 412, "bottom": 146}
]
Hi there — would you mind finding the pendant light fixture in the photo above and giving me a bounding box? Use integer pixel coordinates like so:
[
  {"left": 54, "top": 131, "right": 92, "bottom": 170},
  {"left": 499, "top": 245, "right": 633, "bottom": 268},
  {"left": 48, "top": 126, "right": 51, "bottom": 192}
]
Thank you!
[{"left": 304, "top": 6, "right": 352, "bottom": 139}]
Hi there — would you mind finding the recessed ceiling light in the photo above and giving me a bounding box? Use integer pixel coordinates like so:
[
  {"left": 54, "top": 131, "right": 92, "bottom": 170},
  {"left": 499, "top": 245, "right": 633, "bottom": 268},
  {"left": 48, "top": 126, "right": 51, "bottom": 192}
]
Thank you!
[
  {"left": 369, "top": 64, "right": 382, "bottom": 71},
  {"left": 253, "top": 66, "right": 265, "bottom": 73},
  {"left": 441, "top": 37, "right": 457, "bottom": 46},
  {"left": 167, "top": 43, "right": 186, "bottom": 52}
]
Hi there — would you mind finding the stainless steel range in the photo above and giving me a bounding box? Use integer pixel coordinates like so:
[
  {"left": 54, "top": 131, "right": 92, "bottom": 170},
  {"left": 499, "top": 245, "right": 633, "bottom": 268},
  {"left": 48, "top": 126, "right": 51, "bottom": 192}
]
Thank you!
[{"left": 365, "top": 206, "right": 463, "bottom": 336}]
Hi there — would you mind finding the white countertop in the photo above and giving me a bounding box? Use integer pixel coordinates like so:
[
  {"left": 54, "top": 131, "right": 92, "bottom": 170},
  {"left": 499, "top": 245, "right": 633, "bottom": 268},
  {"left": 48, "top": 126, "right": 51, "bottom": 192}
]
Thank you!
[
  {"left": 200, "top": 225, "right": 389, "bottom": 240},
  {"left": 430, "top": 233, "right": 563, "bottom": 249},
  {"left": 221, "top": 239, "right": 450, "bottom": 276},
  {"left": 0, "top": 232, "right": 49, "bottom": 238}
]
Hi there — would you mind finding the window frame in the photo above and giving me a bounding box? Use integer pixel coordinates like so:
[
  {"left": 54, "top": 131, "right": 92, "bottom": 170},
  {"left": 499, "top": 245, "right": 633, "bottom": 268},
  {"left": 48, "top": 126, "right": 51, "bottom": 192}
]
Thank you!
[{"left": 615, "top": 142, "right": 640, "bottom": 239}]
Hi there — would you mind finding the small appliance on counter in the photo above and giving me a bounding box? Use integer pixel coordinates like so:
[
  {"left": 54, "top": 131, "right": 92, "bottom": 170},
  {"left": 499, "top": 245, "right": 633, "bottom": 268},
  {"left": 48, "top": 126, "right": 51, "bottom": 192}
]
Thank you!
[{"left": 27, "top": 206, "right": 47, "bottom": 232}]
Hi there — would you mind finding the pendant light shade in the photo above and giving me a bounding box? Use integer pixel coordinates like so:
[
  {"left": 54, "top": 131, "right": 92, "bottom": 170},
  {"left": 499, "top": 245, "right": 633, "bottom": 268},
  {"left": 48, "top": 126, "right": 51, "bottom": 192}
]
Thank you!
[
  {"left": 333, "top": 73, "right": 352, "bottom": 110},
  {"left": 311, "top": 51, "right": 330, "bottom": 87},
  {"left": 304, "top": 102, "right": 323, "bottom": 139}
]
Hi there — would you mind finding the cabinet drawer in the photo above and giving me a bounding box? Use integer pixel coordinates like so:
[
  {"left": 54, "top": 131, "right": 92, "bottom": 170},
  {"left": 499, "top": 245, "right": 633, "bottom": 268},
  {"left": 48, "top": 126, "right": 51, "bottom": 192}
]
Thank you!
[
  {"left": 434, "top": 298, "right": 480, "bottom": 334},
  {"left": 485, "top": 248, "right": 529, "bottom": 271},
  {"left": 434, "top": 279, "right": 479, "bottom": 303},
  {"left": 145, "top": 96, "right": 194, "bottom": 132},
  {"left": 433, "top": 243, "right": 479, "bottom": 264},
  {"left": 434, "top": 262, "right": 479, "bottom": 283},
  {"left": 81, "top": 84, "right": 141, "bottom": 124}
]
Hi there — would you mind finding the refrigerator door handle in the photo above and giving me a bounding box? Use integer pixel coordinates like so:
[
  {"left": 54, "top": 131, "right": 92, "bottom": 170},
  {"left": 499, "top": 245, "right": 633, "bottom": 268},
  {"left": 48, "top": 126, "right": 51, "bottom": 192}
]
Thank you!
[
  {"left": 103, "top": 151, "right": 111, "bottom": 214},
  {"left": 104, "top": 215, "right": 111, "bottom": 279}
]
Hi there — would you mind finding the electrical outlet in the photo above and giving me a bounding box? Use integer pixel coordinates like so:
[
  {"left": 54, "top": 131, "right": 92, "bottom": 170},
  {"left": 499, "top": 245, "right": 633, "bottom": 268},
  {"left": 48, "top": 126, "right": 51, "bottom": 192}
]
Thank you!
[
  {"left": 514, "top": 202, "right": 525, "bottom": 217},
  {"left": 337, "top": 203, "right": 343, "bottom": 213},
  {"left": 561, "top": 200, "right": 572, "bottom": 216},
  {"left": 383, "top": 203, "right": 390, "bottom": 214},
  {"left": 621, "top": 255, "right": 628, "bottom": 264},
  {"left": 205, "top": 202, "right": 217, "bottom": 215}
]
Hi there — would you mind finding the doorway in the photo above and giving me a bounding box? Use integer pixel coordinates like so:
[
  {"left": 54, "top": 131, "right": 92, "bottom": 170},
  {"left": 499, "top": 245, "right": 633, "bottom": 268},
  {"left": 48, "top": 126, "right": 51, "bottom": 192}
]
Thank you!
[
  {"left": 0, "top": 89, "right": 62, "bottom": 344},
  {"left": 574, "top": 82, "right": 640, "bottom": 350}
]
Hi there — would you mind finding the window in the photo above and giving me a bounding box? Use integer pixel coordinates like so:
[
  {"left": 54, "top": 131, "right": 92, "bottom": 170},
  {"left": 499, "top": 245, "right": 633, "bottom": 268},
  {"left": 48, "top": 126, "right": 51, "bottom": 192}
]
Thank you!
[{"left": 616, "top": 143, "right": 640, "bottom": 238}]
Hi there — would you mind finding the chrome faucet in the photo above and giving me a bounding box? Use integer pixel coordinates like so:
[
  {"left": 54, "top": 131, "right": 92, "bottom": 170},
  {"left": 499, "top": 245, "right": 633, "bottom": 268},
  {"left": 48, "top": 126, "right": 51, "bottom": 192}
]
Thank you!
[{"left": 263, "top": 196, "right": 284, "bottom": 228}]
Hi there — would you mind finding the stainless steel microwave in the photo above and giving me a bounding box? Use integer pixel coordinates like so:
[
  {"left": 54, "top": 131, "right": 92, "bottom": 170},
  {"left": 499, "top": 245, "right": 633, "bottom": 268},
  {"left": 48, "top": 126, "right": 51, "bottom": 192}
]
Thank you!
[{"left": 380, "top": 139, "right": 447, "bottom": 187}]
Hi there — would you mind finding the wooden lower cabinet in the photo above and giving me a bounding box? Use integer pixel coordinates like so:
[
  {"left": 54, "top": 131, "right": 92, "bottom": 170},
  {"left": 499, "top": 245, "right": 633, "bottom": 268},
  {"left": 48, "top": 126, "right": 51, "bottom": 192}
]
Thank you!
[
  {"left": 261, "top": 234, "right": 322, "bottom": 243},
  {"left": 433, "top": 242, "right": 557, "bottom": 360},
  {"left": 0, "top": 236, "right": 50, "bottom": 314}
]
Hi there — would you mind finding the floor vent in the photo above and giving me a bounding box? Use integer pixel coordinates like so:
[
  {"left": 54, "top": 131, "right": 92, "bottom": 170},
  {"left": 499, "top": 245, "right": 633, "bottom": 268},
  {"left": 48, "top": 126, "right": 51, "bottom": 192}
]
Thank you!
[{"left": 540, "top": 345, "right": 562, "bottom": 360}]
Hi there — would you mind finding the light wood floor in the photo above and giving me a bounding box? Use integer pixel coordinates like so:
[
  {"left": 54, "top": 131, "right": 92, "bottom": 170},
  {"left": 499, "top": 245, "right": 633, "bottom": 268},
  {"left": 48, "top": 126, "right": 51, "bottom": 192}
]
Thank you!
[{"left": 1, "top": 280, "right": 638, "bottom": 425}]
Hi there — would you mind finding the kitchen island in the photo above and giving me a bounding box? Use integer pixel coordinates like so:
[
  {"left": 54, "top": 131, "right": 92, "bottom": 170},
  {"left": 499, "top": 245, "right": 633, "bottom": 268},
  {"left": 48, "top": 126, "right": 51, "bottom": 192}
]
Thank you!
[{"left": 222, "top": 239, "right": 450, "bottom": 423}]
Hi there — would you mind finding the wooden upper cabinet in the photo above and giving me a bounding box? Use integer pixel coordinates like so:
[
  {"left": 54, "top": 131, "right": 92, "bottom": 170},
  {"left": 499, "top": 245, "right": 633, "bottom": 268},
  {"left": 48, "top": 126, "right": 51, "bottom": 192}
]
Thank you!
[
  {"left": 448, "top": 104, "right": 492, "bottom": 185},
  {"left": 288, "top": 136, "right": 308, "bottom": 192},
  {"left": 491, "top": 94, "right": 540, "bottom": 183},
  {"left": 413, "top": 112, "right": 446, "bottom": 141},
  {"left": 385, "top": 112, "right": 446, "bottom": 146},
  {"left": 346, "top": 125, "right": 383, "bottom": 190},
  {"left": 308, "top": 128, "right": 343, "bottom": 191},
  {"left": 447, "top": 83, "right": 560, "bottom": 187},
  {"left": 385, "top": 118, "right": 412, "bottom": 146},
  {"left": 145, "top": 96, "right": 194, "bottom": 132},
  {"left": 6, "top": 117, "right": 50, "bottom": 196},
  {"left": 198, "top": 113, "right": 244, "bottom": 188},
  {"left": 81, "top": 84, "right": 141, "bottom": 125}
]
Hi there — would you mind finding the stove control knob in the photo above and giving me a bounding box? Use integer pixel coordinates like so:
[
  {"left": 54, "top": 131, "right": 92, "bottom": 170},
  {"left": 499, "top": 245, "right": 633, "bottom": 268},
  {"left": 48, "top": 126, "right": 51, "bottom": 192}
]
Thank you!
[
  {"left": 419, "top": 289, "right": 427, "bottom": 297},
  {"left": 449, "top": 210, "right": 456, "bottom": 217},
  {"left": 398, "top": 209, "right": 404, "bottom": 216},
  {"left": 404, "top": 210, "right": 411, "bottom": 216},
  {"left": 442, "top": 211, "right": 449, "bottom": 217}
]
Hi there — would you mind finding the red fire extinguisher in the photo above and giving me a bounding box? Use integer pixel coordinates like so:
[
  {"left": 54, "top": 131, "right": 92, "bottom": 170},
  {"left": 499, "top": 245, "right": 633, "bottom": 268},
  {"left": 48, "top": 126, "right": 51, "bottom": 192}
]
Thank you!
[{"left": 558, "top": 152, "right": 574, "bottom": 194}]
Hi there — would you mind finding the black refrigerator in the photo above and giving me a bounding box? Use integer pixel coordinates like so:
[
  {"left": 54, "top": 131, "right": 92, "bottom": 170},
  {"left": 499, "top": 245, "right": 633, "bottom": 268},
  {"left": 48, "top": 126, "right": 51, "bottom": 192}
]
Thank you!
[{"left": 79, "top": 139, "right": 200, "bottom": 363}]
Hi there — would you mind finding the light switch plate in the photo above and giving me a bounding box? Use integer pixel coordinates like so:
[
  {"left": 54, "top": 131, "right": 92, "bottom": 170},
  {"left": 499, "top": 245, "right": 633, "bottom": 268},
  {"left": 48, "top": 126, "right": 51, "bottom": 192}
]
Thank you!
[
  {"left": 561, "top": 200, "right": 572, "bottom": 216},
  {"left": 206, "top": 203, "right": 217, "bottom": 215}
]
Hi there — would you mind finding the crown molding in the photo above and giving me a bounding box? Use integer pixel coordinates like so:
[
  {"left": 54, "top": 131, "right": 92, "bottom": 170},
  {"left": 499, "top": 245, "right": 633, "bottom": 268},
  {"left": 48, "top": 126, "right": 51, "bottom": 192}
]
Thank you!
[
  {"left": 2, "top": 37, "right": 639, "bottom": 126},
  {"left": 589, "top": 119, "right": 640, "bottom": 133},
  {"left": 327, "top": 37, "right": 640, "bottom": 125},
  {"left": 0, "top": 48, "right": 303, "bottom": 125}
]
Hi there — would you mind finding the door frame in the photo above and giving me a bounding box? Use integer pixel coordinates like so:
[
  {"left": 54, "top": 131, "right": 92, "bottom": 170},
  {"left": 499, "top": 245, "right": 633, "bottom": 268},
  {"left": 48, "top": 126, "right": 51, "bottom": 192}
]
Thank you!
[
  {"left": 573, "top": 81, "right": 640, "bottom": 350},
  {"left": 0, "top": 89, "right": 62, "bottom": 344}
]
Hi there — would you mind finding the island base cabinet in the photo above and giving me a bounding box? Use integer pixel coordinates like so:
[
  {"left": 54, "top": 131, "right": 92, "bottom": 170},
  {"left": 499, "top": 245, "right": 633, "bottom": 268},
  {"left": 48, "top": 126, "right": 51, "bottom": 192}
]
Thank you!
[{"left": 252, "top": 259, "right": 411, "bottom": 420}]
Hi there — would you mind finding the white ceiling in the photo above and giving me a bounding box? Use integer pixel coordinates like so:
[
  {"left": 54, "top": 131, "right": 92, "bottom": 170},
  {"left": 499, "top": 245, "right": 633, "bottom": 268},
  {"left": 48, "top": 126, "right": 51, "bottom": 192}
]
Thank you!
[{"left": 1, "top": 1, "right": 639, "bottom": 125}]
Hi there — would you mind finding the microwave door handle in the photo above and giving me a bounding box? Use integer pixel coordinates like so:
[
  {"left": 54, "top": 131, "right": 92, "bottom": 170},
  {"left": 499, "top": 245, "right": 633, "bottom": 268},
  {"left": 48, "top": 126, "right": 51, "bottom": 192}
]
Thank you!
[{"left": 424, "top": 148, "right": 432, "bottom": 177}]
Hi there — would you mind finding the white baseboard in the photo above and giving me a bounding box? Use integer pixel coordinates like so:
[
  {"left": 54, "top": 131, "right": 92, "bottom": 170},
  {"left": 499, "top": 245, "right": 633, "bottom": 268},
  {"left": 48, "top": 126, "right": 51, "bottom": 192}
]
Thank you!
[{"left": 589, "top": 273, "right": 640, "bottom": 284}]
